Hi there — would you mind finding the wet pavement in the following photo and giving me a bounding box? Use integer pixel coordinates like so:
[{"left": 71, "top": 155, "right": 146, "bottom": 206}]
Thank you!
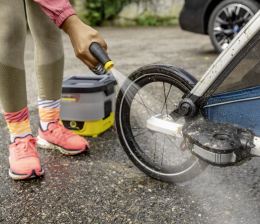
[{"left": 0, "top": 27, "right": 260, "bottom": 223}]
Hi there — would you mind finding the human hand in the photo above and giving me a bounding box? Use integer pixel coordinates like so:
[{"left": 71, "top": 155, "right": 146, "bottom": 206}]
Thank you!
[{"left": 62, "top": 15, "right": 107, "bottom": 69}]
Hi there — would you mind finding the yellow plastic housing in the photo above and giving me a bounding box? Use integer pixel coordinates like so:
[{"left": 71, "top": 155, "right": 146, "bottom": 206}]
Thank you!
[{"left": 60, "top": 112, "right": 114, "bottom": 137}]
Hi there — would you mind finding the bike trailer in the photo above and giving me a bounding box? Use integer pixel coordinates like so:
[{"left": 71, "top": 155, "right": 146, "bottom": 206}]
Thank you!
[
  {"left": 180, "top": 10, "right": 260, "bottom": 167},
  {"left": 60, "top": 75, "right": 117, "bottom": 137},
  {"left": 204, "top": 35, "right": 260, "bottom": 137}
]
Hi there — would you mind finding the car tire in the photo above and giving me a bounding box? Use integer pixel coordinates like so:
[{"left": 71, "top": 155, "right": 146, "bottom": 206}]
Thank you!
[{"left": 208, "top": 0, "right": 260, "bottom": 53}]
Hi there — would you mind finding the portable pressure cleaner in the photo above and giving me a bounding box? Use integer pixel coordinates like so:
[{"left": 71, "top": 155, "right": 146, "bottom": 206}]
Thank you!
[{"left": 60, "top": 43, "right": 116, "bottom": 137}]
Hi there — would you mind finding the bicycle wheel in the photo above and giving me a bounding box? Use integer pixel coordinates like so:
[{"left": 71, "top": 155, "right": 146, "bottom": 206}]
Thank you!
[{"left": 115, "top": 64, "right": 208, "bottom": 183}]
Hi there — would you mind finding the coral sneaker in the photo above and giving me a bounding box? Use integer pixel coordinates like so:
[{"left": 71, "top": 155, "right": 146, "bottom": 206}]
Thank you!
[
  {"left": 37, "top": 121, "right": 89, "bottom": 155},
  {"left": 9, "top": 135, "right": 44, "bottom": 180}
]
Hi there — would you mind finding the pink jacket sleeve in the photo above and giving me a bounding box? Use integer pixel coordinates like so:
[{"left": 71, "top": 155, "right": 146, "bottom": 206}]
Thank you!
[{"left": 33, "top": 0, "right": 76, "bottom": 28}]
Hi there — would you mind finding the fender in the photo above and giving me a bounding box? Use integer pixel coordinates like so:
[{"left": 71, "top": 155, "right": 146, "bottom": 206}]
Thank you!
[{"left": 133, "top": 63, "right": 198, "bottom": 89}]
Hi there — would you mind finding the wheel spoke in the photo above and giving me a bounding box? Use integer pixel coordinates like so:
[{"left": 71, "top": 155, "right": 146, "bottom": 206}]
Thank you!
[
  {"left": 214, "top": 27, "right": 223, "bottom": 35},
  {"left": 235, "top": 5, "right": 241, "bottom": 16},
  {"left": 164, "top": 134, "right": 186, "bottom": 157},
  {"left": 133, "top": 98, "right": 156, "bottom": 115},
  {"left": 223, "top": 29, "right": 233, "bottom": 35},
  {"left": 138, "top": 92, "right": 151, "bottom": 117},
  {"left": 243, "top": 11, "right": 250, "bottom": 20},
  {"left": 223, "top": 8, "right": 231, "bottom": 18},
  {"left": 218, "top": 37, "right": 227, "bottom": 46},
  {"left": 216, "top": 16, "right": 229, "bottom": 25},
  {"left": 161, "top": 83, "right": 172, "bottom": 115},
  {"left": 132, "top": 127, "right": 148, "bottom": 136},
  {"left": 133, "top": 130, "right": 149, "bottom": 138},
  {"left": 162, "top": 82, "right": 167, "bottom": 115}
]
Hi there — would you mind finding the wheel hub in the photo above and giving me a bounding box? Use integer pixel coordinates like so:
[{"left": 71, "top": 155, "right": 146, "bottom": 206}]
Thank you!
[{"left": 233, "top": 24, "right": 240, "bottom": 33}]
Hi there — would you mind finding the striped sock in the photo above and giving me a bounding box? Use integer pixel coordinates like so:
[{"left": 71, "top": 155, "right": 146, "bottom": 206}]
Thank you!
[
  {"left": 4, "top": 106, "right": 32, "bottom": 143},
  {"left": 38, "top": 98, "right": 61, "bottom": 131}
]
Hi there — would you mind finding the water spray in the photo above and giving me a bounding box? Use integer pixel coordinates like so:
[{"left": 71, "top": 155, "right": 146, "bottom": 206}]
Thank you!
[{"left": 89, "top": 42, "right": 141, "bottom": 105}]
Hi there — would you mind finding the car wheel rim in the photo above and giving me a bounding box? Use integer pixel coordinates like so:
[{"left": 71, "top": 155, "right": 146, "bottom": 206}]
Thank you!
[{"left": 213, "top": 3, "right": 254, "bottom": 50}]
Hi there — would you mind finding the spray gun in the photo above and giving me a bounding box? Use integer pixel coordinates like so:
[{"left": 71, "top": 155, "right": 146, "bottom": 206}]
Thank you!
[{"left": 89, "top": 42, "right": 114, "bottom": 75}]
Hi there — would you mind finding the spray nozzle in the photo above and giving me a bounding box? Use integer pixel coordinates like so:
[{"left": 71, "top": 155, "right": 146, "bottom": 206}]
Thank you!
[{"left": 89, "top": 42, "right": 114, "bottom": 70}]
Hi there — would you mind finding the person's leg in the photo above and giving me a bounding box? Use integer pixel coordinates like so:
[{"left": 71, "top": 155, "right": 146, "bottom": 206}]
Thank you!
[
  {"left": 0, "top": 0, "right": 43, "bottom": 180},
  {"left": 25, "top": 0, "right": 64, "bottom": 132},
  {"left": 25, "top": 1, "right": 89, "bottom": 155}
]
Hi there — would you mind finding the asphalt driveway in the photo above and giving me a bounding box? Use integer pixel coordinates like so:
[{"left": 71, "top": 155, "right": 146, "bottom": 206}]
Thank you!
[{"left": 0, "top": 27, "right": 259, "bottom": 224}]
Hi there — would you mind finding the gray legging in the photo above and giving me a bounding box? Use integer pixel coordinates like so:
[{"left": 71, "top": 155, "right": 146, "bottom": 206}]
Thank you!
[{"left": 0, "top": 0, "right": 64, "bottom": 113}]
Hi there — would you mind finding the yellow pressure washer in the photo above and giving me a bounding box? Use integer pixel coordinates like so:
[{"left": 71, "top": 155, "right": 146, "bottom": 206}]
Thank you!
[{"left": 60, "top": 43, "right": 116, "bottom": 137}]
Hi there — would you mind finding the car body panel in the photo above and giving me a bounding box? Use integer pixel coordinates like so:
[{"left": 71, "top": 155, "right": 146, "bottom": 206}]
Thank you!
[
  {"left": 179, "top": 0, "right": 214, "bottom": 34},
  {"left": 180, "top": 0, "right": 260, "bottom": 35}
]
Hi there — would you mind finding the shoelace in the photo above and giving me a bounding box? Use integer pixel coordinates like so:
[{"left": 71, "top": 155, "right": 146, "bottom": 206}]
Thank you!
[
  {"left": 15, "top": 138, "right": 39, "bottom": 160},
  {"left": 49, "top": 121, "right": 75, "bottom": 140}
]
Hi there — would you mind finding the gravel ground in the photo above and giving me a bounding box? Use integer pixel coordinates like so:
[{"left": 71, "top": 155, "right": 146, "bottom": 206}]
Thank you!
[{"left": 0, "top": 26, "right": 260, "bottom": 224}]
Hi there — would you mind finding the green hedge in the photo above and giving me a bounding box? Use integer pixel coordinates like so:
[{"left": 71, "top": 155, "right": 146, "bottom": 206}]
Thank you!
[
  {"left": 137, "top": 15, "right": 178, "bottom": 26},
  {"left": 79, "top": 0, "right": 132, "bottom": 26},
  {"left": 71, "top": 0, "right": 178, "bottom": 27}
]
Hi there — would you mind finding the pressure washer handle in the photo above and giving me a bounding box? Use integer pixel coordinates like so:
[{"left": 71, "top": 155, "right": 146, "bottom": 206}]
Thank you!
[{"left": 89, "top": 42, "right": 114, "bottom": 70}]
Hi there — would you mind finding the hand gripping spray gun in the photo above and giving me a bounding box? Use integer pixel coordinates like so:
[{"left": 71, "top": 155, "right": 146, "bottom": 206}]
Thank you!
[{"left": 89, "top": 43, "right": 114, "bottom": 75}]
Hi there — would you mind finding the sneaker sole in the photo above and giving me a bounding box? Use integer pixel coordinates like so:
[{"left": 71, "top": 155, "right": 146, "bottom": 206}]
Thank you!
[
  {"left": 9, "top": 167, "right": 44, "bottom": 180},
  {"left": 36, "top": 136, "right": 86, "bottom": 155}
]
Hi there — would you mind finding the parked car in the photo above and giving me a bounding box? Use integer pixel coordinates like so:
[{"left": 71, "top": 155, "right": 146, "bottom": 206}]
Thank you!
[{"left": 179, "top": 0, "right": 260, "bottom": 52}]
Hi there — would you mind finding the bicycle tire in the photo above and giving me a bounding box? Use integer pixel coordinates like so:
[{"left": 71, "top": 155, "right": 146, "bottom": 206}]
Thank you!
[{"left": 115, "top": 64, "right": 208, "bottom": 183}]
